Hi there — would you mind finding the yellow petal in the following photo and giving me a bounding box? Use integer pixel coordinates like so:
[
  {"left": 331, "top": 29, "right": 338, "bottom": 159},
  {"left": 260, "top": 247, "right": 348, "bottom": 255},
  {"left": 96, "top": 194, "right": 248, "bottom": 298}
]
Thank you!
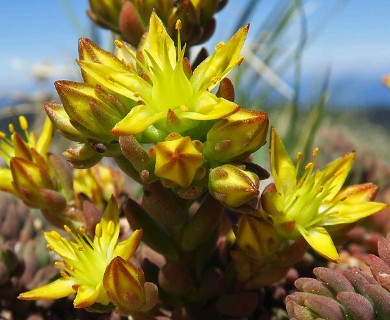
[
  {"left": 74, "top": 283, "right": 103, "bottom": 308},
  {"left": 35, "top": 117, "right": 54, "bottom": 155},
  {"left": 321, "top": 201, "right": 387, "bottom": 226},
  {"left": 316, "top": 152, "right": 355, "bottom": 202},
  {"left": 44, "top": 231, "right": 78, "bottom": 260},
  {"left": 18, "top": 278, "right": 75, "bottom": 300},
  {"left": 78, "top": 38, "right": 127, "bottom": 84},
  {"left": 139, "top": 12, "right": 176, "bottom": 70},
  {"left": 183, "top": 93, "right": 238, "bottom": 120},
  {"left": 0, "top": 168, "right": 16, "bottom": 194},
  {"left": 78, "top": 60, "right": 149, "bottom": 101},
  {"left": 296, "top": 225, "right": 339, "bottom": 262},
  {"left": 336, "top": 183, "right": 379, "bottom": 202},
  {"left": 114, "top": 229, "right": 143, "bottom": 260},
  {"left": 270, "top": 128, "right": 296, "bottom": 194},
  {"left": 45, "top": 102, "right": 86, "bottom": 142},
  {"left": 191, "top": 24, "right": 249, "bottom": 92},
  {"left": 111, "top": 105, "right": 165, "bottom": 135},
  {"left": 94, "top": 196, "right": 120, "bottom": 250}
]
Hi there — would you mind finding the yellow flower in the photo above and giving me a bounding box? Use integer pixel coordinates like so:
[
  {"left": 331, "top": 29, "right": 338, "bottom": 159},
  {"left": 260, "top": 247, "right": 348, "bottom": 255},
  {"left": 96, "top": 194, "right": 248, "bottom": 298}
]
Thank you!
[
  {"left": 18, "top": 197, "right": 143, "bottom": 311},
  {"left": 73, "top": 164, "right": 124, "bottom": 208},
  {"left": 77, "top": 12, "right": 247, "bottom": 141},
  {"left": 0, "top": 116, "right": 55, "bottom": 203},
  {"left": 261, "top": 128, "right": 387, "bottom": 262}
]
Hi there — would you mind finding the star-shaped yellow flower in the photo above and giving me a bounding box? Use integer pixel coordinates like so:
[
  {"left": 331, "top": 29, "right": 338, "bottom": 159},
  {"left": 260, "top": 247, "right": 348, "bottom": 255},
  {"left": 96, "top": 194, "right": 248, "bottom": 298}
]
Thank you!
[
  {"left": 76, "top": 12, "right": 247, "bottom": 141},
  {"left": 18, "top": 197, "right": 143, "bottom": 311},
  {"left": 261, "top": 128, "right": 387, "bottom": 262}
]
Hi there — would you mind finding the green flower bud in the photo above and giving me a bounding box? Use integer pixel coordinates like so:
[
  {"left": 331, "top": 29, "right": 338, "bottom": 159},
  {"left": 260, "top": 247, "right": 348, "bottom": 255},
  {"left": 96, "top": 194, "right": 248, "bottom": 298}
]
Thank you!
[
  {"left": 204, "top": 109, "right": 269, "bottom": 165},
  {"left": 103, "top": 257, "right": 158, "bottom": 315},
  {"left": 63, "top": 143, "right": 103, "bottom": 169},
  {"left": 154, "top": 134, "right": 205, "bottom": 188},
  {"left": 208, "top": 164, "right": 259, "bottom": 208},
  {"left": 54, "top": 81, "right": 124, "bottom": 143},
  {"left": 236, "top": 214, "right": 277, "bottom": 260},
  {"left": 87, "top": 0, "right": 123, "bottom": 33}
]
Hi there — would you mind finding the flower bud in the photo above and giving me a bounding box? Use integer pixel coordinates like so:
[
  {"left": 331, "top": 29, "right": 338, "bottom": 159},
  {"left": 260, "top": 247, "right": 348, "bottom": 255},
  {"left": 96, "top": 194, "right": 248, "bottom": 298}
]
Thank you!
[
  {"left": 10, "top": 157, "right": 55, "bottom": 208},
  {"left": 168, "top": 1, "right": 200, "bottom": 44},
  {"left": 63, "top": 143, "right": 103, "bottom": 169},
  {"left": 154, "top": 134, "right": 204, "bottom": 188},
  {"left": 103, "top": 256, "right": 158, "bottom": 315},
  {"left": 208, "top": 164, "right": 259, "bottom": 208},
  {"left": 119, "top": 1, "right": 146, "bottom": 47},
  {"left": 204, "top": 109, "right": 269, "bottom": 165},
  {"left": 87, "top": 0, "right": 123, "bottom": 32},
  {"left": 236, "top": 214, "right": 277, "bottom": 260},
  {"left": 45, "top": 102, "right": 86, "bottom": 142},
  {"left": 54, "top": 81, "right": 123, "bottom": 143}
]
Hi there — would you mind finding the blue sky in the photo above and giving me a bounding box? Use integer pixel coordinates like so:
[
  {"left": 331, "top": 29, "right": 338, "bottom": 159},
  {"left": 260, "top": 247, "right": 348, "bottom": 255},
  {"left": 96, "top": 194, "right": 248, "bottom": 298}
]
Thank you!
[{"left": 1, "top": 0, "right": 390, "bottom": 107}]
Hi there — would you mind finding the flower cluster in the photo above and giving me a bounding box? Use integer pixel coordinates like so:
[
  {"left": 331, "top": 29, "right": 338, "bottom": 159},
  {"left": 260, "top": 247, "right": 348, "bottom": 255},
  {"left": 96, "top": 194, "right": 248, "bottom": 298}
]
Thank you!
[
  {"left": 18, "top": 197, "right": 158, "bottom": 315},
  {"left": 0, "top": 116, "right": 77, "bottom": 228},
  {"left": 87, "top": 0, "right": 226, "bottom": 46},
  {"left": 1, "top": 3, "right": 387, "bottom": 319},
  {"left": 46, "top": 12, "right": 269, "bottom": 200}
]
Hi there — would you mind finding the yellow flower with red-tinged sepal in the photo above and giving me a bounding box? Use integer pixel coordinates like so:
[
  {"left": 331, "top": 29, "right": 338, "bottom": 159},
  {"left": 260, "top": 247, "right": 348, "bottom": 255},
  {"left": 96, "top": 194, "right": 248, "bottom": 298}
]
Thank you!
[
  {"left": 261, "top": 128, "right": 387, "bottom": 262},
  {"left": 66, "top": 12, "right": 247, "bottom": 142},
  {"left": 18, "top": 197, "right": 156, "bottom": 314}
]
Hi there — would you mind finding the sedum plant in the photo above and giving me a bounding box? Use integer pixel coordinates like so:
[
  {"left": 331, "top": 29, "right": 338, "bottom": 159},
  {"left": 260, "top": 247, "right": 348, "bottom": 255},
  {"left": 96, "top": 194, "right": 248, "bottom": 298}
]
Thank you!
[
  {"left": 286, "top": 233, "right": 390, "bottom": 320},
  {"left": 0, "top": 1, "right": 388, "bottom": 319}
]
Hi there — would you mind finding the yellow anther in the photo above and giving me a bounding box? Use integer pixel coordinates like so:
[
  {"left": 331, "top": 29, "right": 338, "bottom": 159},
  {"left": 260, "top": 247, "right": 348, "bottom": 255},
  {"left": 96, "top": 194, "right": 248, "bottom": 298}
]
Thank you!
[
  {"left": 47, "top": 244, "right": 54, "bottom": 251},
  {"left": 0, "top": 131, "right": 6, "bottom": 138},
  {"left": 236, "top": 56, "right": 244, "bottom": 66},
  {"left": 60, "top": 271, "right": 69, "bottom": 278},
  {"left": 215, "top": 42, "right": 225, "bottom": 51},
  {"left": 64, "top": 225, "right": 72, "bottom": 233},
  {"left": 180, "top": 104, "right": 189, "bottom": 112},
  {"left": 313, "top": 147, "right": 319, "bottom": 157},
  {"left": 211, "top": 76, "right": 221, "bottom": 84},
  {"left": 78, "top": 245, "right": 84, "bottom": 251},
  {"left": 54, "top": 261, "right": 63, "bottom": 268},
  {"left": 95, "top": 223, "right": 102, "bottom": 238},
  {"left": 114, "top": 39, "right": 124, "bottom": 48},
  {"left": 8, "top": 124, "right": 15, "bottom": 133},
  {"left": 297, "top": 152, "right": 303, "bottom": 161},
  {"left": 19, "top": 115, "right": 28, "bottom": 130},
  {"left": 51, "top": 230, "right": 62, "bottom": 240},
  {"left": 175, "top": 19, "right": 182, "bottom": 30},
  {"left": 107, "top": 220, "right": 115, "bottom": 236},
  {"left": 78, "top": 226, "right": 86, "bottom": 236},
  {"left": 317, "top": 186, "right": 324, "bottom": 193},
  {"left": 305, "top": 162, "right": 313, "bottom": 171}
]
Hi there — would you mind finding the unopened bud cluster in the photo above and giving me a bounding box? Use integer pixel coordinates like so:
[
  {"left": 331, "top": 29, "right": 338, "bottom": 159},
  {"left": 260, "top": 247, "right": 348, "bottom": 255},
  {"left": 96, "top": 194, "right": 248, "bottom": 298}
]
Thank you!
[{"left": 87, "top": 0, "right": 227, "bottom": 46}]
